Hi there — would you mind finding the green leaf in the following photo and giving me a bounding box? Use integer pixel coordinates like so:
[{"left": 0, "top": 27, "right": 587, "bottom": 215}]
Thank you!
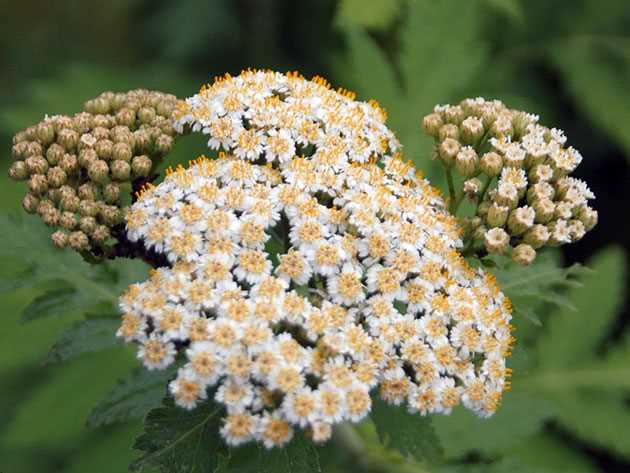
[
  {"left": 131, "top": 398, "right": 228, "bottom": 473},
  {"left": 88, "top": 366, "right": 176, "bottom": 428},
  {"left": 370, "top": 397, "right": 442, "bottom": 462},
  {"left": 336, "top": 0, "right": 402, "bottom": 30},
  {"left": 0, "top": 212, "right": 149, "bottom": 324},
  {"left": 44, "top": 318, "right": 121, "bottom": 364}
]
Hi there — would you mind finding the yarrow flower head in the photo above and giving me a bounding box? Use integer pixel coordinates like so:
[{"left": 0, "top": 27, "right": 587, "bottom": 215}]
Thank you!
[
  {"left": 118, "top": 71, "right": 514, "bottom": 448},
  {"left": 423, "top": 97, "right": 597, "bottom": 265}
]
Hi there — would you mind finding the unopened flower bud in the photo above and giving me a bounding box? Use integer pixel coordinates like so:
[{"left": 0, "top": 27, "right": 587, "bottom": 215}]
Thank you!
[
  {"left": 59, "top": 153, "right": 79, "bottom": 174},
  {"left": 25, "top": 156, "right": 49, "bottom": 175},
  {"left": 47, "top": 166, "right": 67, "bottom": 188},
  {"left": 554, "top": 201, "right": 573, "bottom": 221},
  {"left": 95, "top": 139, "right": 114, "bottom": 160},
  {"left": 507, "top": 206, "right": 535, "bottom": 235},
  {"left": 156, "top": 100, "right": 174, "bottom": 117},
  {"left": 41, "top": 207, "right": 60, "bottom": 227},
  {"left": 523, "top": 224, "right": 549, "bottom": 249},
  {"left": 12, "top": 141, "right": 29, "bottom": 160},
  {"left": 154, "top": 134, "right": 173, "bottom": 156},
  {"left": 116, "top": 108, "right": 136, "bottom": 127},
  {"left": 131, "top": 155, "right": 152, "bottom": 177},
  {"left": 111, "top": 126, "right": 135, "bottom": 145},
  {"left": 444, "top": 105, "right": 464, "bottom": 124},
  {"left": 484, "top": 228, "right": 510, "bottom": 254},
  {"left": 103, "top": 182, "right": 121, "bottom": 204},
  {"left": 22, "top": 193, "right": 40, "bottom": 213},
  {"left": 503, "top": 145, "right": 526, "bottom": 168},
  {"left": 99, "top": 205, "right": 122, "bottom": 225},
  {"left": 477, "top": 200, "right": 490, "bottom": 218},
  {"left": 25, "top": 141, "right": 44, "bottom": 158},
  {"left": 111, "top": 93, "right": 126, "bottom": 110},
  {"left": 92, "top": 225, "right": 111, "bottom": 243},
  {"left": 79, "top": 216, "right": 97, "bottom": 235},
  {"left": 495, "top": 181, "right": 519, "bottom": 208},
  {"left": 491, "top": 113, "right": 514, "bottom": 137},
  {"left": 479, "top": 152, "right": 503, "bottom": 177},
  {"left": 577, "top": 206, "right": 598, "bottom": 231},
  {"left": 422, "top": 113, "right": 444, "bottom": 138},
  {"left": 93, "top": 114, "right": 116, "bottom": 128},
  {"left": 112, "top": 142, "right": 133, "bottom": 162},
  {"left": 460, "top": 116, "right": 485, "bottom": 144},
  {"left": 79, "top": 199, "right": 100, "bottom": 217},
  {"left": 93, "top": 97, "right": 111, "bottom": 115},
  {"left": 9, "top": 161, "right": 29, "bottom": 180},
  {"left": 51, "top": 231, "right": 68, "bottom": 249},
  {"left": 48, "top": 188, "right": 62, "bottom": 203},
  {"left": 59, "top": 211, "right": 78, "bottom": 230},
  {"left": 438, "top": 138, "right": 460, "bottom": 165},
  {"left": 133, "top": 129, "right": 152, "bottom": 152},
  {"left": 124, "top": 98, "right": 141, "bottom": 111},
  {"left": 463, "top": 178, "right": 482, "bottom": 199},
  {"left": 68, "top": 231, "right": 89, "bottom": 251},
  {"left": 60, "top": 195, "right": 80, "bottom": 213},
  {"left": 110, "top": 160, "right": 131, "bottom": 181},
  {"left": 78, "top": 183, "right": 99, "bottom": 201},
  {"left": 36, "top": 122, "right": 55, "bottom": 145},
  {"left": 46, "top": 143, "right": 65, "bottom": 165},
  {"left": 455, "top": 147, "right": 478, "bottom": 177},
  {"left": 528, "top": 164, "right": 553, "bottom": 184},
  {"left": 568, "top": 219, "right": 586, "bottom": 242},
  {"left": 527, "top": 181, "right": 554, "bottom": 203},
  {"left": 512, "top": 243, "right": 536, "bottom": 266},
  {"left": 88, "top": 160, "right": 110, "bottom": 184},
  {"left": 486, "top": 203, "right": 509, "bottom": 228},
  {"left": 78, "top": 148, "right": 98, "bottom": 168},
  {"left": 28, "top": 174, "right": 48, "bottom": 194},
  {"left": 473, "top": 224, "right": 488, "bottom": 242},
  {"left": 138, "top": 107, "right": 156, "bottom": 125},
  {"left": 37, "top": 200, "right": 55, "bottom": 216},
  {"left": 57, "top": 128, "right": 79, "bottom": 150},
  {"left": 438, "top": 124, "right": 459, "bottom": 142}
]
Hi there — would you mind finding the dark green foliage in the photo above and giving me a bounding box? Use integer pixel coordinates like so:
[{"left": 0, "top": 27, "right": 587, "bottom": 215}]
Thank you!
[{"left": 45, "top": 318, "right": 122, "bottom": 364}]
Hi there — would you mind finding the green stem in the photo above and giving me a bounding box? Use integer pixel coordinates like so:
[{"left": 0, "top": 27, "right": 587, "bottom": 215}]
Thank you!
[{"left": 444, "top": 165, "right": 458, "bottom": 215}]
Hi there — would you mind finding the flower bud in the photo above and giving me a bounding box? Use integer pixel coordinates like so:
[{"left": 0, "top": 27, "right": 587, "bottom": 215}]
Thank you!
[
  {"left": 41, "top": 207, "right": 60, "bottom": 227},
  {"left": 57, "top": 128, "right": 80, "bottom": 150},
  {"left": 438, "top": 138, "right": 460, "bottom": 165},
  {"left": 46, "top": 143, "right": 65, "bottom": 165},
  {"left": 503, "top": 144, "right": 525, "bottom": 168},
  {"left": 484, "top": 228, "right": 510, "bottom": 254},
  {"left": 59, "top": 211, "right": 78, "bottom": 230},
  {"left": 25, "top": 156, "right": 49, "bottom": 175},
  {"left": 78, "top": 183, "right": 99, "bottom": 201},
  {"left": 12, "top": 141, "right": 29, "bottom": 160},
  {"left": 110, "top": 160, "right": 131, "bottom": 181},
  {"left": 88, "top": 160, "right": 110, "bottom": 184},
  {"left": 78, "top": 148, "right": 98, "bottom": 169},
  {"left": 24, "top": 141, "right": 44, "bottom": 158},
  {"left": 103, "top": 182, "right": 121, "bottom": 204},
  {"left": 422, "top": 113, "right": 444, "bottom": 138},
  {"left": 37, "top": 200, "right": 55, "bottom": 216},
  {"left": 112, "top": 142, "right": 133, "bottom": 162},
  {"left": 494, "top": 181, "right": 519, "bottom": 208},
  {"left": 51, "top": 231, "right": 68, "bottom": 249},
  {"left": 156, "top": 100, "right": 174, "bottom": 117},
  {"left": 116, "top": 108, "right": 136, "bottom": 127},
  {"left": 491, "top": 113, "right": 514, "bottom": 137},
  {"left": 36, "top": 122, "right": 55, "bottom": 145},
  {"left": 95, "top": 139, "right": 114, "bottom": 160},
  {"left": 138, "top": 107, "right": 156, "bottom": 125},
  {"left": 47, "top": 166, "right": 67, "bottom": 188},
  {"left": 444, "top": 105, "right": 464, "bottom": 124},
  {"left": 60, "top": 195, "right": 80, "bottom": 213},
  {"left": 93, "top": 114, "right": 116, "bottom": 128},
  {"left": 9, "top": 161, "right": 29, "bottom": 180},
  {"left": 154, "top": 134, "right": 173, "bottom": 156},
  {"left": 68, "top": 231, "right": 89, "bottom": 251},
  {"left": 93, "top": 97, "right": 111, "bottom": 115},
  {"left": 79, "top": 216, "right": 97, "bottom": 235},
  {"left": 133, "top": 129, "right": 152, "bottom": 152},
  {"left": 111, "top": 126, "right": 135, "bottom": 145},
  {"left": 59, "top": 153, "right": 79, "bottom": 175},
  {"left": 473, "top": 224, "right": 488, "bottom": 242},
  {"left": 460, "top": 116, "right": 484, "bottom": 144},
  {"left": 438, "top": 124, "right": 459, "bottom": 142},
  {"left": 99, "top": 205, "right": 122, "bottom": 225},
  {"left": 507, "top": 206, "right": 535, "bottom": 235},
  {"left": 22, "top": 193, "right": 40, "bottom": 213},
  {"left": 528, "top": 164, "right": 553, "bottom": 184},
  {"left": 523, "top": 224, "right": 549, "bottom": 249},
  {"left": 463, "top": 178, "right": 482, "bottom": 199},
  {"left": 479, "top": 152, "right": 503, "bottom": 177},
  {"left": 568, "top": 219, "right": 586, "bottom": 242},
  {"left": 477, "top": 200, "right": 490, "bottom": 218},
  {"left": 486, "top": 203, "right": 509, "bottom": 228},
  {"left": 577, "top": 206, "right": 598, "bottom": 231},
  {"left": 554, "top": 201, "right": 573, "bottom": 221},
  {"left": 527, "top": 181, "right": 554, "bottom": 203},
  {"left": 79, "top": 199, "right": 100, "bottom": 217},
  {"left": 512, "top": 243, "right": 536, "bottom": 266},
  {"left": 92, "top": 225, "right": 111, "bottom": 243},
  {"left": 455, "top": 147, "right": 478, "bottom": 177},
  {"left": 28, "top": 174, "right": 48, "bottom": 194},
  {"left": 132, "top": 155, "right": 152, "bottom": 177},
  {"left": 533, "top": 198, "right": 555, "bottom": 223},
  {"left": 111, "top": 93, "right": 126, "bottom": 110}
]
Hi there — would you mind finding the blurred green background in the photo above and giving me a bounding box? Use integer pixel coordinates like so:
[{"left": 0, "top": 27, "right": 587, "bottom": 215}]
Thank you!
[{"left": 1, "top": 1, "right": 629, "bottom": 472}]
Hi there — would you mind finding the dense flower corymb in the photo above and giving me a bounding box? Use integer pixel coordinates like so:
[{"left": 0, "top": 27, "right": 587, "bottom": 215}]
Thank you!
[{"left": 118, "top": 71, "right": 514, "bottom": 448}]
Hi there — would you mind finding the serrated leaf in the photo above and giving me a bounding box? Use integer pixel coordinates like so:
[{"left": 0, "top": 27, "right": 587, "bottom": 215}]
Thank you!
[
  {"left": 21, "top": 286, "right": 78, "bottom": 322},
  {"left": 336, "top": 0, "right": 401, "bottom": 29},
  {"left": 131, "top": 398, "right": 227, "bottom": 473},
  {"left": 370, "top": 397, "right": 442, "bottom": 462},
  {"left": 88, "top": 366, "right": 176, "bottom": 428},
  {"left": 44, "top": 318, "right": 121, "bottom": 364}
]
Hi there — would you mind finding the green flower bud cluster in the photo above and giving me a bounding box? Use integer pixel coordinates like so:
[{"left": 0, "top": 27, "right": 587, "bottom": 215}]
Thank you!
[
  {"left": 8, "top": 89, "right": 179, "bottom": 254},
  {"left": 423, "top": 97, "right": 597, "bottom": 265}
]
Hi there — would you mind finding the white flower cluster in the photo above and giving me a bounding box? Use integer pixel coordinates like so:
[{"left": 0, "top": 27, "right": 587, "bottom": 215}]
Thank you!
[{"left": 118, "top": 72, "right": 513, "bottom": 448}]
